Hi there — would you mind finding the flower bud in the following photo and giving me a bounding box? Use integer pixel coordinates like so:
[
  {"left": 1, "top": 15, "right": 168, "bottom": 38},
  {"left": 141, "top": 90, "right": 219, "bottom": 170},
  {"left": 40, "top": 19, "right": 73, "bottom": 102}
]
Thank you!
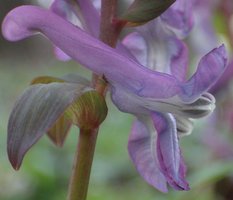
[{"left": 66, "top": 91, "right": 108, "bottom": 129}]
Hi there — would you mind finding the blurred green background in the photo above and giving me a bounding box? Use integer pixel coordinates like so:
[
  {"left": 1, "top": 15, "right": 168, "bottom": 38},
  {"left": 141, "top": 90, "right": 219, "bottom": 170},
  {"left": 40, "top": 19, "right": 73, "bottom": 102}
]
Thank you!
[{"left": 1, "top": 1, "right": 233, "bottom": 200}]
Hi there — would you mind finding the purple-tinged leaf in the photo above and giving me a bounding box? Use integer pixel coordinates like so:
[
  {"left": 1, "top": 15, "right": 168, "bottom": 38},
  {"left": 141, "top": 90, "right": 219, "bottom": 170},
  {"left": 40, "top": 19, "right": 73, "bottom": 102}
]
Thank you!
[
  {"left": 30, "top": 75, "right": 89, "bottom": 146},
  {"left": 7, "top": 82, "right": 90, "bottom": 170}
]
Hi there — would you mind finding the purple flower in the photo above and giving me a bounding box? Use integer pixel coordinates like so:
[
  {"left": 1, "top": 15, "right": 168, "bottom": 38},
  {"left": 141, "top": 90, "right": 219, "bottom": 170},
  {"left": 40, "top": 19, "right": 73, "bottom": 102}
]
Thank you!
[
  {"left": 161, "top": 0, "right": 194, "bottom": 38},
  {"left": 2, "top": 5, "right": 227, "bottom": 192},
  {"left": 50, "top": 0, "right": 100, "bottom": 60}
]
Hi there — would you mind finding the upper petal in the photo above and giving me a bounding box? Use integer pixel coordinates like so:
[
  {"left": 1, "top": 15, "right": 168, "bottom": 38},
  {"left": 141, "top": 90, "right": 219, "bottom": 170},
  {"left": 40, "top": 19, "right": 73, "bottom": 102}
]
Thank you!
[
  {"left": 161, "top": 0, "right": 194, "bottom": 38},
  {"left": 123, "top": 19, "right": 189, "bottom": 81},
  {"left": 181, "top": 45, "right": 227, "bottom": 102},
  {"left": 2, "top": 5, "right": 182, "bottom": 99},
  {"left": 2, "top": 6, "right": 227, "bottom": 104},
  {"left": 50, "top": 0, "right": 100, "bottom": 60}
]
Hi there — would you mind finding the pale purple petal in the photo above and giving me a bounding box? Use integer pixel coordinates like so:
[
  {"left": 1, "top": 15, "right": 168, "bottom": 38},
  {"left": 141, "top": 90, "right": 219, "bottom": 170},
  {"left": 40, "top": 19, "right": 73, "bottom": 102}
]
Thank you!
[
  {"left": 2, "top": 6, "right": 227, "bottom": 104},
  {"left": 53, "top": 46, "right": 71, "bottom": 61},
  {"left": 50, "top": 0, "right": 100, "bottom": 60},
  {"left": 50, "top": 0, "right": 69, "bottom": 18},
  {"left": 169, "top": 38, "right": 188, "bottom": 81},
  {"left": 50, "top": 0, "right": 72, "bottom": 60},
  {"left": 122, "top": 32, "right": 148, "bottom": 66},
  {"left": 128, "top": 116, "right": 168, "bottom": 192},
  {"left": 128, "top": 112, "right": 189, "bottom": 192},
  {"left": 2, "top": 5, "right": 182, "bottom": 99},
  {"left": 128, "top": 20, "right": 189, "bottom": 81},
  {"left": 181, "top": 45, "right": 227, "bottom": 102},
  {"left": 151, "top": 112, "right": 189, "bottom": 190},
  {"left": 161, "top": 0, "right": 194, "bottom": 38},
  {"left": 76, "top": 0, "right": 100, "bottom": 37}
]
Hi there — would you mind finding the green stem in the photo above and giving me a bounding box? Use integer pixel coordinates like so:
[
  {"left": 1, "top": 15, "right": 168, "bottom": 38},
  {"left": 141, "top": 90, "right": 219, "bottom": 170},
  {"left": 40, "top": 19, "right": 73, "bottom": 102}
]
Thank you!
[
  {"left": 67, "top": 128, "right": 98, "bottom": 200},
  {"left": 92, "top": 0, "right": 126, "bottom": 87},
  {"left": 67, "top": 1, "right": 124, "bottom": 199}
]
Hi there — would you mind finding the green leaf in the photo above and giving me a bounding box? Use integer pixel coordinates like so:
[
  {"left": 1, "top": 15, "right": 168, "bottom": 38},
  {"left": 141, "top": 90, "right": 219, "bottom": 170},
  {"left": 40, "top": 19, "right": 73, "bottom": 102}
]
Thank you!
[
  {"left": 47, "top": 114, "right": 72, "bottom": 147},
  {"left": 31, "top": 74, "right": 90, "bottom": 85},
  {"left": 121, "top": 0, "right": 175, "bottom": 26},
  {"left": 30, "top": 76, "right": 65, "bottom": 84},
  {"left": 7, "top": 82, "right": 90, "bottom": 170}
]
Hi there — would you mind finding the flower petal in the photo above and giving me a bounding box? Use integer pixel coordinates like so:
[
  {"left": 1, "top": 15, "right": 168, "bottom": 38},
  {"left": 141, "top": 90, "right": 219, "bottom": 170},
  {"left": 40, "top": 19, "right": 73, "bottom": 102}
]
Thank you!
[
  {"left": 128, "top": 116, "right": 168, "bottom": 192},
  {"left": 2, "top": 5, "right": 182, "bottom": 99},
  {"left": 122, "top": 32, "right": 148, "bottom": 66},
  {"left": 75, "top": 0, "right": 100, "bottom": 37},
  {"left": 151, "top": 112, "right": 189, "bottom": 190},
  {"left": 123, "top": 20, "right": 189, "bottom": 81},
  {"left": 161, "top": 0, "right": 194, "bottom": 38},
  {"left": 2, "top": 6, "right": 227, "bottom": 102},
  {"left": 51, "top": 0, "right": 100, "bottom": 61},
  {"left": 128, "top": 112, "right": 189, "bottom": 192},
  {"left": 181, "top": 45, "right": 227, "bottom": 102}
]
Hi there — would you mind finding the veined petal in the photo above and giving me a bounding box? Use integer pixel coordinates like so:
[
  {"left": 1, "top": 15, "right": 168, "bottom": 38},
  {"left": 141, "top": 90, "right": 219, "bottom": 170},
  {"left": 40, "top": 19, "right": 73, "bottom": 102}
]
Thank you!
[
  {"left": 161, "top": 0, "right": 194, "bottom": 38},
  {"left": 128, "top": 113, "right": 189, "bottom": 192},
  {"left": 123, "top": 20, "right": 189, "bottom": 81},
  {"left": 122, "top": 32, "right": 148, "bottom": 66},
  {"left": 51, "top": 0, "right": 100, "bottom": 37},
  {"left": 181, "top": 45, "right": 227, "bottom": 102},
  {"left": 2, "top": 6, "right": 227, "bottom": 102},
  {"left": 151, "top": 112, "right": 189, "bottom": 190},
  {"left": 75, "top": 0, "right": 100, "bottom": 37},
  {"left": 112, "top": 81, "right": 216, "bottom": 120},
  {"left": 50, "top": 0, "right": 100, "bottom": 60},
  {"left": 2, "top": 5, "right": 183, "bottom": 99},
  {"left": 50, "top": 0, "right": 72, "bottom": 60},
  {"left": 128, "top": 116, "right": 168, "bottom": 192}
]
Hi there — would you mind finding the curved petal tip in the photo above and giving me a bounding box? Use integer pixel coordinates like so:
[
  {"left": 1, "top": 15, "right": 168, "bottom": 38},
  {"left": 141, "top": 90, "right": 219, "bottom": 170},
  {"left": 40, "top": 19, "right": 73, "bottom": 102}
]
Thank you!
[{"left": 2, "top": 6, "right": 37, "bottom": 41}]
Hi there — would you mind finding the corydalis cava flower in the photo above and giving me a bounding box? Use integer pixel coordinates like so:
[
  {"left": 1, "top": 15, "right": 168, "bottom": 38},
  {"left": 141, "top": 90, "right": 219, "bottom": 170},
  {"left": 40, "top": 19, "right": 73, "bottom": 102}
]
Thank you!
[
  {"left": 50, "top": 0, "right": 100, "bottom": 60},
  {"left": 2, "top": 5, "right": 227, "bottom": 192}
]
